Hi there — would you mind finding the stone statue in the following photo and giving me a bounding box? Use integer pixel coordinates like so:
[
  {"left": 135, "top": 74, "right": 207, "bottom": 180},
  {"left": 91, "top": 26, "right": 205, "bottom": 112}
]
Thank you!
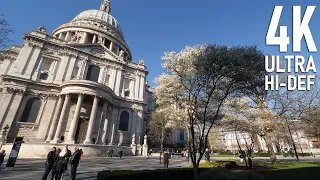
[
  {"left": 143, "top": 135, "right": 147, "bottom": 145},
  {"left": 38, "top": 25, "right": 46, "bottom": 33},
  {"left": 138, "top": 59, "right": 145, "bottom": 65},
  {"left": 70, "top": 34, "right": 77, "bottom": 42},
  {"left": 119, "top": 50, "right": 124, "bottom": 57},
  {"left": 131, "top": 134, "right": 136, "bottom": 145}
]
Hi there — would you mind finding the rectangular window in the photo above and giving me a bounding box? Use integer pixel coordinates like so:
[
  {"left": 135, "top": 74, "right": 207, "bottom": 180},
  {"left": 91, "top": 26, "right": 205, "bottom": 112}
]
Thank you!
[
  {"left": 39, "top": 57, "right": 55, "bottom": 80},
  {"left": 85, "top": 65, "right": 100, "bottom": 82},
  {"left": 104, "top": 74, "right": 110, "bottom": 86}
]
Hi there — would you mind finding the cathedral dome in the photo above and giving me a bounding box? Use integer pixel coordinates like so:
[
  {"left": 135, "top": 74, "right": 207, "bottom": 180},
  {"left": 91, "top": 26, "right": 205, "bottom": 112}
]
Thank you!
[{"left": 73, "top": 9, "right": 122, "bottom": 34}]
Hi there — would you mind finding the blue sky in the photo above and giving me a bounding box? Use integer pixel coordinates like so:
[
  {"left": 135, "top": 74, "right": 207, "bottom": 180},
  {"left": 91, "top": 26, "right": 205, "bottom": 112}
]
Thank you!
[{"left": 1, "top": 0, "right": 320, "bottom": 87}]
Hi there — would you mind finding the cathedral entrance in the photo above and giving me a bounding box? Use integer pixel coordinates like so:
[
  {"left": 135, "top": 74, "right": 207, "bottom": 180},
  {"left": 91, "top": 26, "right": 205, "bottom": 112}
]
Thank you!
[{"left": 75, "top": 117, "right": 89, "bottom": 144}]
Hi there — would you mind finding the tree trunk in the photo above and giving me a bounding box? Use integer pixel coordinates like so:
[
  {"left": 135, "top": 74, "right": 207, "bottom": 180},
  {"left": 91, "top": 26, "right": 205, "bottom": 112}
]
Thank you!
[
  {"left": 287, "top": 121, "right": 299, "bottom": 161},
  {"left": 193, "top": 166, "right": 200, "bottom": 180}
]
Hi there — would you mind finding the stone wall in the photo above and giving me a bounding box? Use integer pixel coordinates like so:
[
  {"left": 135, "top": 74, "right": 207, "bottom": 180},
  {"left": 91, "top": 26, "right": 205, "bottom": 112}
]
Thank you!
[{"left": 1, "top": 143, "right": 133, "bottom": 158}]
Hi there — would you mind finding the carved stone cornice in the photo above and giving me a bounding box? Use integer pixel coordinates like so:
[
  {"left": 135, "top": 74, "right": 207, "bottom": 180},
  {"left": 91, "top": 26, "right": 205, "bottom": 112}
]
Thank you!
[
  {"left": 131, "top": 104, "right": 143, "bottom": 113},
  {"left": 6, "top": 87, "right": 25, "bottom": 95},
  {"left": 24, "top": 91, "right": 58, "bottom": 100}
]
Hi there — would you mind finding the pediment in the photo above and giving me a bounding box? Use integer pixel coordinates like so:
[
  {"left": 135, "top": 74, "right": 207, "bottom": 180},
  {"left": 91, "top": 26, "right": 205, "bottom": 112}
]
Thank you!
[{"left": 67, "top": 44, "right": 118, "bottom": 61}]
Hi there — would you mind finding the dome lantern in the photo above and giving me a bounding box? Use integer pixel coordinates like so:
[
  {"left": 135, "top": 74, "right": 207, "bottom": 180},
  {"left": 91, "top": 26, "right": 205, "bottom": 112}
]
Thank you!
[{"left": 100, "top": 0, "right": 111, "bottom": 14}]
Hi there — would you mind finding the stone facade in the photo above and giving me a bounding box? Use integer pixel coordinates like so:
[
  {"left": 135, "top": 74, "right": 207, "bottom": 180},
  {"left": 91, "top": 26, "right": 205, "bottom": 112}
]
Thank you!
[{"left": 0, "top": 0, "right": 153, "bottom": 157}]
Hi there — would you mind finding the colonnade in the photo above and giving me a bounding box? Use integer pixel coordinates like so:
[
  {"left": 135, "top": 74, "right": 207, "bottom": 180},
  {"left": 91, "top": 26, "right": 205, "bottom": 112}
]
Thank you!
[{"left": 45, "top": 93, "right": 109, "bottom": 144}]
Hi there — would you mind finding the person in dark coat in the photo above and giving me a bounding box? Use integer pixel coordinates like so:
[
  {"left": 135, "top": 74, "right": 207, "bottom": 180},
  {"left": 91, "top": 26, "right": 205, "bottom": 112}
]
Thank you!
[
  {"left": 42, "top": 147, "right": 57, "bottom": 180},
  {"left": 51, "top": 147, "right": 69, "bottom": 180},
  {"left": 64, "top": 145, "right": 72, "bottom": 172},
  {"left": 70, "top": 147, "right": 81, "bottom": 180},
  {"left": 0, "top": 150, "right": 6, "bottom": 172},
  {"left": 118, "top": 150, "right": 123, "bottom": 158},
  {"left": 163, "top": 151, "right": 169, "bottom": 169},
  {"left": 205, "top": 148, "right": 210, "bottom": 162}
]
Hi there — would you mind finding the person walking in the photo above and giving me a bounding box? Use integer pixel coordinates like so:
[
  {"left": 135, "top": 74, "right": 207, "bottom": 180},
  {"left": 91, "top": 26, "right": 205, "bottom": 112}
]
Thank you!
[
  {"left": 118, "top": 150, "right": 123, "bottom": 158},
  {"left": 70, "top": 147, "right": 81, "bottom": 180},
  {"left": 148, "top": 149, "right": 153, "bottom": 157},
  {"left": 205, "top": 148, "right": 210, "bottom": 162},
  {"left": 42, "top": 147, "right": 57, "bottom": 180},
  {"left": 0, "top": 150, "right": 6, "bottom": 172},
  {"left": 64, "top": 145, "right": 72, "bottom": 174},
  {"left": 163, "top": 151, "right": 169, "bottom": 169}
]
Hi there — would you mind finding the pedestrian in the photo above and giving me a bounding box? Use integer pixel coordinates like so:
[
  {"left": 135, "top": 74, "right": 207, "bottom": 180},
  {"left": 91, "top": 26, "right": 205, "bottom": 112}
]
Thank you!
[
  {"left": 64, "top": 145, "right": 72, "bottom": 173},
  {"left": 0, "top": 150, "right": 6, "bottom": 172},
  {"left": 42, "top": 147, "right": 57, "bottom": 180},
  {"left": 118, "top": 150, "right": 123, "bottom": 158},
  {"left": 51, "top": 146, "right": 68, "bottom": 180},
  {"left": 69, "top": 147, "right": 81, "bottom": 180},
  {"left": 110, "top": 149, "right": 114, "bottom": 157},
  {"left": 163, "top": 151, "right": 169, "bottom": 168},
  {"left": 79, "top": 149, "right": 83, "bottom": 166},
  {"left": 148, "top": 149, "right": 152, "bottom": 157},
  {"left": 205, "top": 148, "right": 210, "bottom": 162},
  {"left": 185, "top": 150, "right": 190, "bottom": 164}
]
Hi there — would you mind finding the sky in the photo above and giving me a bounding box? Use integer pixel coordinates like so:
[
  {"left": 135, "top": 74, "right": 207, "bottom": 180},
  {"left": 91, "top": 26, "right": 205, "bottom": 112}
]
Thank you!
[{"left": 1, "top": 0, "right": 320, "bottom": 87}]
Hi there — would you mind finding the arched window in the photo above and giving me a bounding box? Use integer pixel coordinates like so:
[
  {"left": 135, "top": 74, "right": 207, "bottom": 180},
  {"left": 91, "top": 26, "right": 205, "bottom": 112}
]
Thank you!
[
  {"left": 118, "top": 111, "right": 129, "bottom": 131},
  {"left": 20, "top": 97, "right": 42, "bottom": 123}
]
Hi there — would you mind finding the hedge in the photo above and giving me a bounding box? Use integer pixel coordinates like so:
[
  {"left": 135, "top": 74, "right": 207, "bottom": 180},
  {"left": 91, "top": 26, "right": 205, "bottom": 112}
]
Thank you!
[{"left": 97, "top": 168, "right": 207, "bottom": 180}]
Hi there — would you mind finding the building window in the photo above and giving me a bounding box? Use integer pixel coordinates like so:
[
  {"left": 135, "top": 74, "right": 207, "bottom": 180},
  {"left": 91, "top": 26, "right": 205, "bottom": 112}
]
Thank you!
[
  {"left": 119, "top": 111, "right": 129, "bottom": 131},
  {"left": 20, "top": 97, "right": 42, "bottom": 123},
  {"left": 180, "top": 131, "right": 185, "bottom": 141},
  {"left": 85, "top": 65, "right": 100, "bottom": 82},
  {"left": 39, "top": 57, "right": 55, "bottom": 81},
  {"left": 123, "top": 78, "right": 131, "bottom": 97},
  {"left": 104, "top": 74, "right": 110, "bottom": 86},
  {"left": 39, "top": 73, "right": 49, "bottom": 80}
]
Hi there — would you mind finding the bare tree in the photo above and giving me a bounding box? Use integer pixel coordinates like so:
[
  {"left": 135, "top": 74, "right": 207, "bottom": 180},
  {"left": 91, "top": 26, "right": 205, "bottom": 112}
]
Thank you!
[{"left": 0, "top": 14, "right": 13, "bottom": 49}]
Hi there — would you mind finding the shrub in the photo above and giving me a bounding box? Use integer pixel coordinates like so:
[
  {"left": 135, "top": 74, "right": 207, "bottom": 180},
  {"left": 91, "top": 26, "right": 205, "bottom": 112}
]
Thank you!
[
  {"left": 200, "top": 168, "right": 264, "bottom": 180},
  {"left": 97, "top": 168, "right": 207, "bottom": 180},
  {"left": 199, "top": 161, "right": 238, "bottom": 169}
]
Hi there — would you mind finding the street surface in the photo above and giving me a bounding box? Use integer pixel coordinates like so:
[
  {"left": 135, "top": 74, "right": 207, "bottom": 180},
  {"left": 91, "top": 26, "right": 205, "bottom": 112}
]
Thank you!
[{"left": 0, "top": 155, "right": 319, "bottom": 180}]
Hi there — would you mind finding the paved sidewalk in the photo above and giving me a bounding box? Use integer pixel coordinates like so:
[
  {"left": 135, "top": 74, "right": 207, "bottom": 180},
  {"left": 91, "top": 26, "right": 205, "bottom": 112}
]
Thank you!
[{"left": 0, "top": 156, "right": 189, "bottom": 180}]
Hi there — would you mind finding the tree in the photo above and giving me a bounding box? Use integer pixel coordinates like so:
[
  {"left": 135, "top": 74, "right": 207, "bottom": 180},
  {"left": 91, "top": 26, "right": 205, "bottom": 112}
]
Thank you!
[
  {"left": 300, "top": 108, "right": 320, "bottom": 140},
  {"left": 0, "top": 14, "right": 13, "bottom": 49},
  {"left": 156, "top": 45, "right": 265, "bottom": 180},
  {"left": 208, "top": 127, "right": 226, "bottom": 152},
  {"left": 147, "top": 107, "right": 172, "bottom": 152}
]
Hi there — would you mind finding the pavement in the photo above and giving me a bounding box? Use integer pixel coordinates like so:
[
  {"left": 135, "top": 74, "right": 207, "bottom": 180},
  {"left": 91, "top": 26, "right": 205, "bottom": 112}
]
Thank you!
[
  {"left": 0, "top": 156, "right": 189, "bottom": 180},
  {"left": 0, "top": 155, "right": 319, "bottom": 180}
]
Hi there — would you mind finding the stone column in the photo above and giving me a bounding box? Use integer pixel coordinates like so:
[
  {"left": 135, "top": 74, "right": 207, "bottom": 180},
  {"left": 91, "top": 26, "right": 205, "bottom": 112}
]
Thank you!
[
  {"left": 46, "top": 95, "right": 64, "bottom": 142},
  {"left": 139, "top": 75, "right": 145, "bottom": 100},
  {"left": 31, "top": 57, "right": 44, "bottom": 80},
  {"left": 109, "top": 124, "right": 116, "bottom": 145},
  {"left": 66, "top": 94, "right": 83, "bottom": 143},
  {"left": 114, "top": 68, "right": 123, "bottom": 96},
  {"left": 82, "top": 32, "right": 88, "bottom": 44},
  {"left": 109, "top": 42, "right": 113, "bottom": 51},
  {"left": 58, "top": 33, "right": 63, "bottom": 39},
  {"left": 84, "top": 96, "right": 99, "bottom": 144},
  {"left": 130, "top": 134, "right": 137, "bottom": 155},
  {"left": 65, "top": 32, "right": 71, "bottom": 42},
  {"left": 101, "top": 103, "right": 110, "bottom": 145},
  {"left": 98, "top": 67, "right": 105, "bottom": 84},
  {"left": 134, "top": 74, "right": 140, "bottom": 99},
  {"left": 92, "top": 35, "right": 97, "bottom": 43},
  {"left": 52, "top": 94, "right": 70, "bottom": 143}
]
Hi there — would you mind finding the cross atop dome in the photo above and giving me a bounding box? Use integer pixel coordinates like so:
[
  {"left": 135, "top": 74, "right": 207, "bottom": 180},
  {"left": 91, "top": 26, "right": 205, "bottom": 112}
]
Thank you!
[{"left": 100, "top": 0, "right": 111, "bottom": 14}]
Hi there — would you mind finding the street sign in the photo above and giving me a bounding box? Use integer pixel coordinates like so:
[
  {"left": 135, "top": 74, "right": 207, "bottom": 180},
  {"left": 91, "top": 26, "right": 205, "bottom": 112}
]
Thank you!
[{"left": 6, "top": 136, "right": 24, "bottom": 168}]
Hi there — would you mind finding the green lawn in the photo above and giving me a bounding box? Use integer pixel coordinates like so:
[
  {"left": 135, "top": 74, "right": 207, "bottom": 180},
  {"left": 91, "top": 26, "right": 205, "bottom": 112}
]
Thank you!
[{"left": 264, "top": 162, "right": 320, "bottom": 180}]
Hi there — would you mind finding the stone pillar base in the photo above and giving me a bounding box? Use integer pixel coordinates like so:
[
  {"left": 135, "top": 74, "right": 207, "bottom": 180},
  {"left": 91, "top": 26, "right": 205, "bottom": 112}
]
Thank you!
[
  {"left": 64, "top": 140, "right": 75, "bottom": 144},
  {"left": 50, "top": 138, "right": 61, "bottom": 144},
  {"left": 131, "top": 144, "right": 137, "bottom": 155},
  {"left": 137, "top": 144, "right": 142, "bottom": 155},
  {"left": 83, "top": 140, "right": 93, "bottom": 145},
  {"left": 142, "top": 145, "right": 148, "bottom": 156}
]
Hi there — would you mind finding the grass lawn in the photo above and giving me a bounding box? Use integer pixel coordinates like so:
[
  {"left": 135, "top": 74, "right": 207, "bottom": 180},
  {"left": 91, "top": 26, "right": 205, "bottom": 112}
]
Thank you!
[
  {"left": 264, "top": 162, "right": 320, "bottom": 180},
  {"left": 197, "top": 161, "right": 320, "bottom": 180}
]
